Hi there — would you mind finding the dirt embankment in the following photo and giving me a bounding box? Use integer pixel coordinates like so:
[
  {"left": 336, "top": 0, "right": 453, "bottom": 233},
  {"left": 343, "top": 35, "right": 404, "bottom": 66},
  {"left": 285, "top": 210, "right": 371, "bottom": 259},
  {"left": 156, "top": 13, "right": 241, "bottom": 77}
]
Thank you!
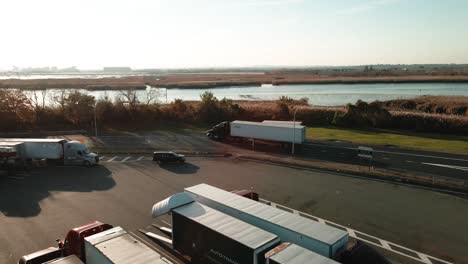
[{"left": 1, "top": 73, "right": 468, "bottom": 90}]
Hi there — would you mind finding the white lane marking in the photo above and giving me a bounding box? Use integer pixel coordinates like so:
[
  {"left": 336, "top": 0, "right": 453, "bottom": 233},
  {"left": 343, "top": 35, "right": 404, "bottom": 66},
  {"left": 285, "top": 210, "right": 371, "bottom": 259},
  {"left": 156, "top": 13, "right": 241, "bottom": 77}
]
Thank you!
[
  {"left": 107, "top": 156, "right": 118, "bottom": 162},
  {"left": 99, "top": 156, "right": 106, "bottom": 160},
  {"left": 259, "top": 198, "right": 453, "bottom": 264},
  {"left": 137, "top": 156, "right": 145, "bottom": 161},
  {"left": 121, "top": 156, "right": 131, "bottom": 162},
  {"left": 422, "top": 162, "right": 468, "bottom": 171},
  {"left": 381, "top": 240, "right": 392, "bottom": 250},
  {"left": 304, "top": 143, "right": 468, "bottom": 162},
  {"left": 161, "top": 219, "right": 172, "bottom": 227},
  {"left": 130, "top": 231, "right": 177, "bottom": 263},
  {"left": 380, "top": 151, "right": 468, "bottom": 162},
  {"left": 143, "top": 231, "right": 173, "bottom": 244},
  {"left": 406, "top": 160, "right": 414, "bottom": 163}
]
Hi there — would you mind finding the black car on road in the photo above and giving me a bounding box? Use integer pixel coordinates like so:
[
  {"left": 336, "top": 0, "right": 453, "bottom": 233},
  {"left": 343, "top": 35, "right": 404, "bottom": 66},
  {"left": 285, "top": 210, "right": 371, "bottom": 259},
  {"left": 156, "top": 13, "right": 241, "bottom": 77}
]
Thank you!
[{"left": 153, "top": 151, "right": 185, "bottom": 164}]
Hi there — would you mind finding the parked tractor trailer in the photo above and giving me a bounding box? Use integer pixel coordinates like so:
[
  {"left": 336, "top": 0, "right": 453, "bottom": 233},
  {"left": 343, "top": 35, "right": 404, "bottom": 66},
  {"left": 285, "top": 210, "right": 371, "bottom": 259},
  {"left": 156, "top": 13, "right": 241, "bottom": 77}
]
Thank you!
[
  {"left": 207, "top": 120, "right": 306, "bottom": 144},
  {"left": 0, "top": 138, "right": 99, "bottom": 169},
  {"left": 20, "top": 221, "right": 173, "bottom": 264},
  {"left": 184, "top": 184, "right": 349, "bottom": 259},
  {"left": 152, "top": 193, "right": 281, "bottom": 264}
]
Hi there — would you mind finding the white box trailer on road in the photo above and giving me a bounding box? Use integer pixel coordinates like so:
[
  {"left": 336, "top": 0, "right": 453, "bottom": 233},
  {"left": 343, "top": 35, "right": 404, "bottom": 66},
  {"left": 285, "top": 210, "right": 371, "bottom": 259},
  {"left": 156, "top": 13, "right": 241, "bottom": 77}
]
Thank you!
[
  {"left": 185, "top": 184, "right": 349, "bottom": 259},
  {"left": 230, "top": 121, "right": 306, "bottom": 144},
  {"left": 84, "top": 226, "right": 172, "bottom": 264},
  {"left": 207, "top": 120, "right": 306, "bottom": 144}
]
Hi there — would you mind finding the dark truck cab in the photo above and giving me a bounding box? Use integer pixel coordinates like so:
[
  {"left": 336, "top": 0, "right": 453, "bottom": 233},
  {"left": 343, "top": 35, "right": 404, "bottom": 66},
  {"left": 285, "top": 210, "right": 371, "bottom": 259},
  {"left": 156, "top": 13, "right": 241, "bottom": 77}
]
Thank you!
[
  {"left": 19, "top": 221, "right": 113, "bottom": 264},
  {"left": 153, "top": 151, "right": 185, "bottom": 164},
  {"left": 206, "top": 121, "right": 230, "bottom": 140}
]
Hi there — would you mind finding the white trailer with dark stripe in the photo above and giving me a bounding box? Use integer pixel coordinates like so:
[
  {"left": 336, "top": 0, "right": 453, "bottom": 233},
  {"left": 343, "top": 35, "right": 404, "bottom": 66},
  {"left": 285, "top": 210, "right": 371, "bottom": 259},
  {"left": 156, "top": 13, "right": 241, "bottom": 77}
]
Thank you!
[
  {"left": 152, "top": 193, "right": 281, "bottom": 264},
  {"left": 184, "top": 184, "right": 349, "bottom": 259}
]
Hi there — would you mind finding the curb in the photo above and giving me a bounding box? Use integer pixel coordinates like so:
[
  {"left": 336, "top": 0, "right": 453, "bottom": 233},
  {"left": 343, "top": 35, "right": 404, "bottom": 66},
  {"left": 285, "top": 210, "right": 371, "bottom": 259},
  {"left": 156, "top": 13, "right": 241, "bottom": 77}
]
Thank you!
[{"left": 96, "top": 150, "right": 231, "bottom": 158}]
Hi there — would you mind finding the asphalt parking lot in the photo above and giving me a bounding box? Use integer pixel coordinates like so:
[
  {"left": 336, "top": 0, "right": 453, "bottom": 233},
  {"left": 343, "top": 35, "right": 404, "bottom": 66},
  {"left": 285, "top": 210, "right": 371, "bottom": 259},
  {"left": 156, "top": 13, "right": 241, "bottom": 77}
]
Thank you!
[{"left": 0, "top": 157, "right": 467, "bottom": 264}]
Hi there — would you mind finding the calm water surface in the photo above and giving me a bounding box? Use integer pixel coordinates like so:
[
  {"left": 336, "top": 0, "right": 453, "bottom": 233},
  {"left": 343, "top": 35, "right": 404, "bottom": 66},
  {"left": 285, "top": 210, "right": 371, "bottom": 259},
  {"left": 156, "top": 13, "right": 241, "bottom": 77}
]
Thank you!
[{"left": 12, "top": 83, "right": 468, "bottom": 106}]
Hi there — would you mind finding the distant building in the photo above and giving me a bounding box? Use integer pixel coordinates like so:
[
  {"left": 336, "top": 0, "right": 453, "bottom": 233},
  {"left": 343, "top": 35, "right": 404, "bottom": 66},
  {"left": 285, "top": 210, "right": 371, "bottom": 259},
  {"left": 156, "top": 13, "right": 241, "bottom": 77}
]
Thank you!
[{"left": 103, "top": 67, "right": 132, "bottom": 72}]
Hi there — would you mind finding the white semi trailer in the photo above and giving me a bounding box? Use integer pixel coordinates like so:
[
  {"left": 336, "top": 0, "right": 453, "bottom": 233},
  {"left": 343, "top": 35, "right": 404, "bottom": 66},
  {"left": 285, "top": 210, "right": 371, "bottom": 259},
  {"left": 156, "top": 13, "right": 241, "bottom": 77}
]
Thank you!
[
  {"left": 206, "top": 120, "right": 306, "bottom": 144},
  {"left": 0, "top": 138, "right": 99, "bottom": 167},
  {"left": 84, "top": 226, "right": 172, "bottom": 264},
  {"left": 185, "top": 184, "right": 349, "bottom": 259}
]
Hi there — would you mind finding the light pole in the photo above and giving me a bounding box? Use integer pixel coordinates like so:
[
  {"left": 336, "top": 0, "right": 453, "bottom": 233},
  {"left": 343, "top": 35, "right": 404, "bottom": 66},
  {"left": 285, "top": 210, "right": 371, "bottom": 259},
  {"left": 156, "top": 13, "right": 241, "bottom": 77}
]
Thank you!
[
  {"left": 94, "top": 103, "right": 98, "bottom": 138},
  {"left": 292, "top": 107, "right": 298, "bottom": 155}
]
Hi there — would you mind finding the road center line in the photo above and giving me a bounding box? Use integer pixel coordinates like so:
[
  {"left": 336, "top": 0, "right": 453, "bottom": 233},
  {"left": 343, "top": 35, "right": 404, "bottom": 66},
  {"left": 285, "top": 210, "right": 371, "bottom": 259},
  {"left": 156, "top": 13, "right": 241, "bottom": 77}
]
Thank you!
[
  {"left": 304, "top": 143, "right": 468, "bottom": 162},
  {"left": 422, "top": 162, "right": 468, "bottom": 171}
]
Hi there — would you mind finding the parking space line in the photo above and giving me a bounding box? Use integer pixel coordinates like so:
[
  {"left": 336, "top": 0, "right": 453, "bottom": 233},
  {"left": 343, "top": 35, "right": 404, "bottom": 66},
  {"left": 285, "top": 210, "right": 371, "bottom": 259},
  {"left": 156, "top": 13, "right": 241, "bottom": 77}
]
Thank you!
[
  {"left": 107, "top": 156, "right": 118, "bottom": 162},
  {"left": 121, "top": 157, "right": 131, "bottom": 162},
  {"left": 137, "top": 156, "right": 145, "bottom": 161},
  {"left": 161, "top": 220, "right": 172, "bottom": 227},
  {"left": 259, "top": 198, "right": 453, "bottom": 264}
]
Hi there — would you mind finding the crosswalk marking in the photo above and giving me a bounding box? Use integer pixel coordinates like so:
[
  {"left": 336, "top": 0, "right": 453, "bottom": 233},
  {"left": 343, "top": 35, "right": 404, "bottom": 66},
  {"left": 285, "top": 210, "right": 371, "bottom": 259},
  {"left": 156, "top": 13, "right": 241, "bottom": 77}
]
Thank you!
[
  {"left": 121, "top": 157, "right": 131, "bottom": 162},
  {"left": 137, "top": 156, "right": 145, "bottom": 161}
]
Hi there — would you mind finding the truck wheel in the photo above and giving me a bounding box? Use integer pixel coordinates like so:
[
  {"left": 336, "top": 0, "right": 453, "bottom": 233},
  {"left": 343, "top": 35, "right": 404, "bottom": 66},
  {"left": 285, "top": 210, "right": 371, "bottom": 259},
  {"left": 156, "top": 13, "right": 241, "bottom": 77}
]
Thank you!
[{"left": 84, "top": 161, "right": 91, "bottom": 167}]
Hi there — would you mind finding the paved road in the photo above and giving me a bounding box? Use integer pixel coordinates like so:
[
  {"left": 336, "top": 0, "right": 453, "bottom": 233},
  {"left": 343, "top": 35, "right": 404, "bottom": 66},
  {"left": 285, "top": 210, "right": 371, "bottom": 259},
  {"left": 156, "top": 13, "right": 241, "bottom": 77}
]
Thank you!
[
  {"left": 0, "top": 158, "right": 466, "bottom": 263},
  {"left": 302, "top": 141, "right": 468, "bottom": 180},
  {"left": 87, "top": 130, "right": 468, "bottom": 181}
]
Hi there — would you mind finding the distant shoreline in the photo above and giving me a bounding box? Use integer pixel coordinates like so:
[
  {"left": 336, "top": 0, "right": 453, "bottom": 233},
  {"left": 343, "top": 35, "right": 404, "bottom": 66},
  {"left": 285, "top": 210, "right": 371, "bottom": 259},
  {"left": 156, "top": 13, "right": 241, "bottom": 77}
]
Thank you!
[{"left": 1, "top": 74, "right": 468, "bottom": 90}]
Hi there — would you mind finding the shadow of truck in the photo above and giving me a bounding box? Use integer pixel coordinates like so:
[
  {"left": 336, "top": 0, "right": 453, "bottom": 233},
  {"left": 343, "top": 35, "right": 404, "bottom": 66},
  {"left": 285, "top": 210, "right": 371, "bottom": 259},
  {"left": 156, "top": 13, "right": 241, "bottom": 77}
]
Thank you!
[{"left": 0, "top": 165, "right": 115, "bottom": 217}]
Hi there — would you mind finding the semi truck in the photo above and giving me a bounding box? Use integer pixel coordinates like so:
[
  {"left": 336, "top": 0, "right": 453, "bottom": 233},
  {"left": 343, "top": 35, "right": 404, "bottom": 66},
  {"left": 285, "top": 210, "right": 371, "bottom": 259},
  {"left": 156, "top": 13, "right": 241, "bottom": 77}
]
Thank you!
[
  {"left": 0, "top": 138, "right": 99, "bottom": 168},
  {"left": 152, "top": 194, "right": 281, "bottom": 264},
  {"left": 84, "top": 226, "right": 173, "bottom": 264},
  {"left": 206, "top": 120, "right": 306, "bottom": 145},
  {"left": 20, "top": 221, "right": 173, "bottom": 264},
  {"left": 19, "top": 221, "right": 113, "bottom": 264},
  {"left": 184, "top": 184, "right": 349, "bottom": 259}
]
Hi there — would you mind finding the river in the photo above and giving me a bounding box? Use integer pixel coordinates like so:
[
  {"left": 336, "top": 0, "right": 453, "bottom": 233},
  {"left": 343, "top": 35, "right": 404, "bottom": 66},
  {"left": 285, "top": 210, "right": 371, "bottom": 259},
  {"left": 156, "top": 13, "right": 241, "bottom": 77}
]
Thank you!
[{"left": 10, "top": 83, "right": 468, "bottom": 106}]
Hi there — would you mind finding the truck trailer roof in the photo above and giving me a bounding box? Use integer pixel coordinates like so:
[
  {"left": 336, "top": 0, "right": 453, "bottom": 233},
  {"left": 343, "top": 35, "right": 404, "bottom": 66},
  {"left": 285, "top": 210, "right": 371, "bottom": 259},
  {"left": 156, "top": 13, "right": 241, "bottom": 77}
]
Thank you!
[
  {"left": 185, "top": 184, "right": 348, "bottom": 255},
  {"left": 266, "top": 243, "right": 340, "bottom": 264},
  {"left": 43, "top": 255, "right": 84, "bottom": 264},
  {"left": 0, "top": 141, "right": 24, "bottom": 146},
  {"left": 232, "top": 120, "right": 305, "bottom": 129},
  {"left": 0, "top": 138, "right": 66, "bottom": 143},
  {"left": 84, "top": 226, "right": 172, "bottom": 264},
  {"left": 173, "top": 202, "right": 280, "bottom": 250}
]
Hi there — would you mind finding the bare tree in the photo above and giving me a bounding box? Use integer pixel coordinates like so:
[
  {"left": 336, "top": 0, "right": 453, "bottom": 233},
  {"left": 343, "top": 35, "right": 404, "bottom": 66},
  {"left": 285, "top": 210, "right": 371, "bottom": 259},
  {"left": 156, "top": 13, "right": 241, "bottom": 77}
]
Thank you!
[
  {"left": 118, "top": 88, "right": 139, "bottom": 109},
  {"left": 48, "top": 89, "right": 70, "bottom": 113},
  {"left": 26, "top": 89, "right": 48, "bottom": 119},
  {"left": 144, "top": 87, "right": 162, "bottom": 105}
]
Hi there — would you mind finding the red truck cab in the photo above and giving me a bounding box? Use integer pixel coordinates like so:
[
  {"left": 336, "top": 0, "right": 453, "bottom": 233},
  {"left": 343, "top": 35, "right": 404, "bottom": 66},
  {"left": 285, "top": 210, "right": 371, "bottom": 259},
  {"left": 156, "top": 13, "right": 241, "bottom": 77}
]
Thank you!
[{"left": 19, "top": 221, "right": 113, "bottom": 264}]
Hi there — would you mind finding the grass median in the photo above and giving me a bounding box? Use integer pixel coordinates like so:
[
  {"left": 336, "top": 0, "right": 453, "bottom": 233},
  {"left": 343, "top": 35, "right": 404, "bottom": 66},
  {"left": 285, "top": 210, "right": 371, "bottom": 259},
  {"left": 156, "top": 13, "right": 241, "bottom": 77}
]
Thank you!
[{"left": 307, "top": 126, "right": 468, "bottom": 155}]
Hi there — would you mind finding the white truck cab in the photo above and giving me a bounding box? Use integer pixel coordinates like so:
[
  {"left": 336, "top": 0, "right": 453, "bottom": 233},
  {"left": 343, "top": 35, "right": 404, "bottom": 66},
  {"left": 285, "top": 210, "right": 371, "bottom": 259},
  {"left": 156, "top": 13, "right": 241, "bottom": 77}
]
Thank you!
[{"left": 64, "top": 141, "right": 99, "bottom": 167}]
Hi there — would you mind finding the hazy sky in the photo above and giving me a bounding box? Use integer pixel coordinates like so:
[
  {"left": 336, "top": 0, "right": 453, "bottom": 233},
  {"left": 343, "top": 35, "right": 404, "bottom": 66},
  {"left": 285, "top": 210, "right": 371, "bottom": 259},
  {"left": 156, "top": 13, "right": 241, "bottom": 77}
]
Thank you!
[{"left": 1, "top": 0, "right": 467, "bottom": 69}]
